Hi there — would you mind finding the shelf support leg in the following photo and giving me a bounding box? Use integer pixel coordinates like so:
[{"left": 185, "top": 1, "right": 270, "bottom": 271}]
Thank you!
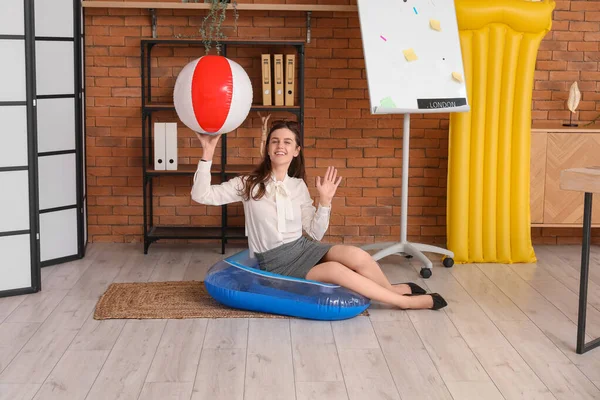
[
  {"left": 306, "top": 11, "right": 311, "bottom": 44},
  {"left": 150, "top": 8, "right": 157, "bottom": 39}
]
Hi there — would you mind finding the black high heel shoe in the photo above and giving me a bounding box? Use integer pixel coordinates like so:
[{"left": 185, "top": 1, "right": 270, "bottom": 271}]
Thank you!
[
  {"left": 429, "top": 293, "right": 447, "bottom": 310},
  {"left": 402, "top": 293, "right": 448, "bottom": 310},
  {"left": 402, "top": 282, "right": 427, "bottom": 295}
]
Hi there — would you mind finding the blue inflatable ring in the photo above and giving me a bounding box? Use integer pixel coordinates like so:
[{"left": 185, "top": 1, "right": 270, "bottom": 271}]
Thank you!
[{"left": 204, "top": 249, "right": 371, "bottom": 320}]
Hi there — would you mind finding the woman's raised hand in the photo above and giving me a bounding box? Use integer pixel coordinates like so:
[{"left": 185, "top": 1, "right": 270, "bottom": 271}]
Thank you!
[
  {"left": 316, "top": 166, "right": 342, "bottom": 207},
  {"left": 195, "top": 132, "right": 221, "bottom": 161}
]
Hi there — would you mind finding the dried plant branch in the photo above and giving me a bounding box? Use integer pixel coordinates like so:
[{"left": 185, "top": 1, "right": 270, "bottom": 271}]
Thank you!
[
  {"left": 258, "top": 112, "right": 271, "bottom": 158},
  {"left": 195, "top": 0, "right": 239, "bottom": 55}
]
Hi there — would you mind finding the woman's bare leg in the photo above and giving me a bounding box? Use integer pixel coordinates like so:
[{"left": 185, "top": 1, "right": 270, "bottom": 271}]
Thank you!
[
  {"left": 306, "top": 261, "right": 437, "bottom": 310},
  {"left": 321, "top": 245, "right": 418, "bottom": 295}
]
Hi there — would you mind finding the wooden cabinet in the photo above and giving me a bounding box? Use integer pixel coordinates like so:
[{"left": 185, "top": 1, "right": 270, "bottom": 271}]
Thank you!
[{"left": 531, "top": 122, "right": 600, "bottom": 227}]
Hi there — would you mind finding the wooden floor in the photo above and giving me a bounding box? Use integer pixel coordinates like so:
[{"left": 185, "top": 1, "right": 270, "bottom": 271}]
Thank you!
[{"left": 1, "top": 243, "right": 600, "bottom": 400}]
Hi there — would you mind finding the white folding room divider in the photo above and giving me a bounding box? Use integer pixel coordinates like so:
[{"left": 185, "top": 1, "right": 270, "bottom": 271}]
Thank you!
[
  {"left": 0, "top": 0, "right": 87, "bottom": 298},
  {"left": 34, "top": 0, "right": 86, "bottom": 266}
]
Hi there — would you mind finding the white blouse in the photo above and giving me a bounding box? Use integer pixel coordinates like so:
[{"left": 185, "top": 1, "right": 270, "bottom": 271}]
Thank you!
[{"left": 190, "top": 160, "right": 331, "bottom": 256}]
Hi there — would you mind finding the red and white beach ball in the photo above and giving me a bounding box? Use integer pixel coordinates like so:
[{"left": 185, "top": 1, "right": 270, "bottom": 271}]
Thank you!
[{"left": 174, "top": 55, "right": 253, "bottom": 135}]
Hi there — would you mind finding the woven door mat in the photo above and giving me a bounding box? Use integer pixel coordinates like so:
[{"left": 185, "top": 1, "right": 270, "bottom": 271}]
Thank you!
[{"left": 94, "top": 281, "right": 368, "bottom": 320}]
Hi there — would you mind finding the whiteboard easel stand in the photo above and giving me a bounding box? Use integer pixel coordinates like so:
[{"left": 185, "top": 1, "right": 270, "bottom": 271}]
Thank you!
[
  {"left": 355, "top": 0, "right": 468, "bottom": 277},
  {"left": 362, "top": 113, "right": 455, "bottom": 279}
]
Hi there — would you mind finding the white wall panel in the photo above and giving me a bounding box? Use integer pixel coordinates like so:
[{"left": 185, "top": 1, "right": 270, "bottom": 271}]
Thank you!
[
  {"left": 0, "top": 0, "right": 25, "bottom": 35},
  {"left": 35, "top": 41, "right": 74, "bottom": 96},
  {"left": 37, "top": 98, "right": 76, "bottom": 153},
  {"left": 0, "top": 171, "right": 30, "bottom": 233},
  {"left": 34, "top": 0, "right": 74, "bottom": 38},
  {"left": 38, "top": 154, "right": 76, "bottom": 209},
  {"left": 0, "top": 40, "right": 27, "bottom": 102},
  {"left": 0, "top": 235, "right": 32, "bottom": 292},
  {"left": 40, "top": 208, "right": 78, "bottom": 262},
  {"left": 0, "top": 106, "right": 28, "bottom": 168}
]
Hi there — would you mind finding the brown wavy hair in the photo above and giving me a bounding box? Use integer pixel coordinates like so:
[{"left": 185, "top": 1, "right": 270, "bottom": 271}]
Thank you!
[{"left": 240, "top": 120, "right": 306, "bottom": 201}]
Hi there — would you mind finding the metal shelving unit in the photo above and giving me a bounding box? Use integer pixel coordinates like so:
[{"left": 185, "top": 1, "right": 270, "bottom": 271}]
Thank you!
[{"left": 140, "top": 37, "right": 305, "bottom": 254}]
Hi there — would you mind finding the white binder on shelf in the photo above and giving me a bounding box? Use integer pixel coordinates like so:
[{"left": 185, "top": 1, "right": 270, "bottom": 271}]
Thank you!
[
  {"left": 154, "top": 122, "right": 166, "bottom": 170},
  {"left": 165, "top": 122, "right": 178, "bottom": 170}
]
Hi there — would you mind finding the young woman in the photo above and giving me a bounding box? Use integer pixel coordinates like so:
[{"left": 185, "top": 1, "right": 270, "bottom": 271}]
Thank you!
[{"left": 191, "top": 120, "right": 447, "bottom": 311}]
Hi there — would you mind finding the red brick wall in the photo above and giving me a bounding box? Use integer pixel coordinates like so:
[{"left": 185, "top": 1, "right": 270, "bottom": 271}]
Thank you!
[
  {"left": 84, "top": 0, "right": 600, "bottom": 247},
  {"left": 533, "top": 0, "right": 600, "bottom": 124}
]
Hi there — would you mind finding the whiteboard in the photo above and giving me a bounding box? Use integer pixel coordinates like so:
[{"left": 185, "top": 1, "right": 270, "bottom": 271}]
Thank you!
[{"left": 357, "top": 0, "right": 469, "bottom": 114}]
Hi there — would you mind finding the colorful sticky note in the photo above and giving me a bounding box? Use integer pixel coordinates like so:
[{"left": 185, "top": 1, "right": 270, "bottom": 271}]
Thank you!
[
  {"left": 380, "top": 97, "right": 397, "bottom": 108},
  {"left": 452, "top": 72, "right": 464, "bottom": 82},
  {"left": 430, "top": 19, "right": 441, "bottom": 31},
  {"left": 403, "top": 48, "right": 418, "bottom": 62}
]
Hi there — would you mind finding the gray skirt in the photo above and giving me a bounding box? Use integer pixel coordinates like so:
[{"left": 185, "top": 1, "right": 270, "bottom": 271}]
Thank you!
[{"left": 254, "top": 236, "right": 333, "bottom": 279}]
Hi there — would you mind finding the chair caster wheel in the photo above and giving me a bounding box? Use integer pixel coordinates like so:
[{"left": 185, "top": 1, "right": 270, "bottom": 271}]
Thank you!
[
  {"left": 443, "top": 258, "right": 454, "bottom": 268},
  {"left": 420, "top": 268, "right": 432, "bottom": 279}
]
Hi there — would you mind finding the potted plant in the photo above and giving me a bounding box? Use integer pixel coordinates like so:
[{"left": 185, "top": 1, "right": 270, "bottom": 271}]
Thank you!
[
  {"left": 199, "top": 0, "right": 239, "bottom": 54},
  {"left": 180, "top": 0, "right": 238, "bottom": 53}
]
